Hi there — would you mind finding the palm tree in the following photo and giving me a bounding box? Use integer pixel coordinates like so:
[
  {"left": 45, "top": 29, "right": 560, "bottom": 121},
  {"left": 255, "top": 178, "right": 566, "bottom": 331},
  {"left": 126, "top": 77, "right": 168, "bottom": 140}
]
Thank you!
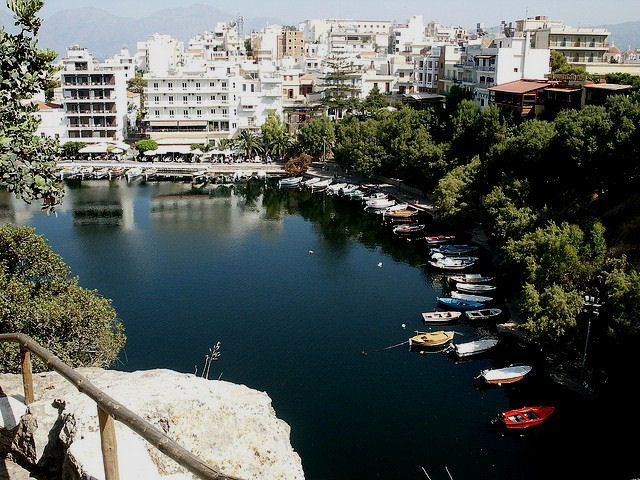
[
  {"left": 235, "top": 129, "right": 264, "bottom": 158},
  {"left": 218, "top": 138, "right": 236, "bottom": 151},
  {"left": 268, "top": 134, "right": 293, "bottom": 161}
]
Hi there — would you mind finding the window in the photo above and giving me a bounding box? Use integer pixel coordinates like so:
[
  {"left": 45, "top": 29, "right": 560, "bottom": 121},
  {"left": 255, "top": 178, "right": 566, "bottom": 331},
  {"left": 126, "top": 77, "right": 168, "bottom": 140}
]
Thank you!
[
  {"left": 154, "top": 96, "right": 159, "bottom": 103},
  {"left": 196, "top": 109, "right": 202, "bottom": 117},
  {"left": 222, "top": 95, "right": 227, "bottom": 101},
  {"left": 210, "top": 82, "right": 215, "bottom": 87},
  {"left": 222, "top": 108, "right": 227, "bottom": 115},
  {"left": 182, "top": 82, "right": 187, "bottom": 88},
  {"left": 184, "top": 110, "right": 188, "bottom": 116},
  {"left": 183, "top": 96, "right": 188, "bottom": 102},
  {"left": 154, "top": 110, "right": 160, "bottom": 116},
  {"left": 222, "top": 81, "right": 227, "bottom": 88},
  {"left": 153, "top": 82, "right": 159, "bottom": 89},
  {"left": 251, "top": 84, "right": 255, "bottom": 92},
  {"left": 196, "top": 95, "right": 202, "bottom": 103},
  {"left": 243, "top": 84, "right": 247, "bottom": 92},
  {"left": 168, "top": 82, "right": 173, "bottom": 89},
  {"left": 195, "top": 82, "right": 201, "bottom": 89},
  {"left": 513, "top": 67, "right": 518, "bottom": 73},
  {"left": 248, "top": 117, "right": 255, "bottom": 126},
  {"left": 169, "top": 109, "right": 174, "bottom": 117},
  {"left": 168, "top": 96, "right": 174, "bottom": 104}
]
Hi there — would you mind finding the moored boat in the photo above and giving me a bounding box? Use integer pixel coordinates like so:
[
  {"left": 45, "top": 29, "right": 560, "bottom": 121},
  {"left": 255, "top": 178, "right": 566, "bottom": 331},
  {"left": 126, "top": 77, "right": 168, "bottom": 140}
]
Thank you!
[
  {"left": 448, "top": 273, "right": 495, "bottom": 284},
  {"left": 278, "top": 176, "right": 303, "bottom": 188},
  {"left": 465, "top": 308, "right": 502, "bottom": 321},
  {"left": 409, "top": 330, "right": 455, "bottom": 349},
  {"left": 428, "top": 257, "right": 477, "bottom": 271},
  {"left": 456, "top": 283, "right": 497, "bottom": 294},
  {"left": 437, "top": 297, "right": 484, "bottom": 310},
  {"left": 499, "top": 406, "right": 555, "bottom": 429},
  {"left": 451, "top": 291, "right": 493, "bottom": 303},
  {"left": 365, "top": 198, "right": 396, "bottom": 210},
  {"left": 423, "top": 235, "right": 456, "bottom": 245},
  {"left": 431, "top": 244, "right": 479, "bottom": 256},
  {"left": 383, "top": 207, "right": 419, "bottom": 219},
  {"left": 126, "top": 167, "right": 143, "bottom": 182},
  {"left": 327, "top": 183, "right": 347, "bottom": 194},
  {"left": 303, "top": 177, "right": 321, "bottom": 187},
  {"left": 311, "top": 179, "right": 332, "bottom": 192},
  {"left": 393, "top": 224, "right": 425, "bottom": 235},
  {"left": 363, "top": 192, "right": 387, "bottom": 202},
  {"left": 421, "top": 311, "right": 462, "bottom": 323},
  {"left": 451, "top": 338, "right": 499, "bottom": 357},
  {"left": 480, "top": 365, "right": 532, "bottom": 385},
  {"left": 340, "top": 184, "right": 359, "bottom": 195}
]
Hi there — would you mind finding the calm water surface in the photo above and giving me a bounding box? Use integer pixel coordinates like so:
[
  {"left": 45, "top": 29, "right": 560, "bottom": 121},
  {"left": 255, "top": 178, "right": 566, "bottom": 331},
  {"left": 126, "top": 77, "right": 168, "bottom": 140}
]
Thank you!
[{"left": 1, "top": 180, "right": 636, "bottom": 480}]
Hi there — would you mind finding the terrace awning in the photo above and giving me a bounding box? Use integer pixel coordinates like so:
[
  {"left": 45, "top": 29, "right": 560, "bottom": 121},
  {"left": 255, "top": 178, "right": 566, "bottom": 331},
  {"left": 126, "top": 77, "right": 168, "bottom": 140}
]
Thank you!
[
  {"left": 78, "top": 143, "right": 109, "bottom": 154},
  {"left": 156, "top": 145, "right": 192, "bottom": 154},
  {"left": 150, "top": 120, "right": 178, "bottom": 127},
  {"left": 179, "top": 120, "right": 208, "bottom": 127}
]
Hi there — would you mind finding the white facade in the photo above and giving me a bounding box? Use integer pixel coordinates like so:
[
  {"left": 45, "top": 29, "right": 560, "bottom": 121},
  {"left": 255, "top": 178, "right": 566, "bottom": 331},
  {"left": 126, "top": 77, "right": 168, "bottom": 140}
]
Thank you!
[
  {"left": 143, "top": 60, "right": 283, "bottom": 143},
  {"left": 59, "top": 46, "right": 129, "bottom": 143},
  {"left": 390, "top": 16, "right": 426, "bottom": 54},
  {"left": 137, "top": 34, "right": 185, "bottom": 74},
  {"left": 250, "top": 25, "right": 283, "bottom": 62},
  {"left": 414, "top": 46, "right": 442, "bottom": 92},
  {"left": 103, "top": 47, "right": 136, "bottom": 81}
]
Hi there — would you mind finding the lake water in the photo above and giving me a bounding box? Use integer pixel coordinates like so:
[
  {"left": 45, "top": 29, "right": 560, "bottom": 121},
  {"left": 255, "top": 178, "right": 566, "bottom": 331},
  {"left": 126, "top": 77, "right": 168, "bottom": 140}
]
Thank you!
[{"left": 1, "top": 180, "right": 636, "bottom": 480}]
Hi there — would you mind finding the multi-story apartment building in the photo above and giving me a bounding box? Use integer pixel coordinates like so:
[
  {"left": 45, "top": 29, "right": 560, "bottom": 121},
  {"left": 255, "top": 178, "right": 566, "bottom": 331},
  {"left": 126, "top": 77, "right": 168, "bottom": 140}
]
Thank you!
[
  {"left": 251, "top": 26, "right": 305, "bottom": 62},
  {"left": 437, "top": 45, "right": 463, "bottom": 94},
  {"left": 414, "top": 47, "right": 442, "bottom": 93},
  {"left": 142, "top": 60, "right": 283, "bottom": 143},
  {"left": 448, "top": 34, "right": 550, "bottom": 108},
  {"left": 515, "top": 16, "right": 609, "bottom": 64},
  {"left": 278, "top": 29, "right": 305, "bottom": 60},
  {"left": 103, "top": 47, "right": 136, "bottom": 82},
  {"left": 390, "top": 16, "right": 427, "bottom": 54},
  {"left": 59, "top": 46, "right": 128, "bottom": 142},
  {"left": 136, "top": 34, "right": 185, "bottom": 74}
]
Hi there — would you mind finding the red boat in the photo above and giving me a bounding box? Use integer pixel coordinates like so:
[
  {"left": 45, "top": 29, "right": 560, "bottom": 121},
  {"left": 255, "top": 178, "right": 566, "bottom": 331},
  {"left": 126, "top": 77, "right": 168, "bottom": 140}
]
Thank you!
[
  {"left": 424, "top": 235, "right": 456, "bottom": 245},
  {"left": 500, "top": 406, "right": 555, "bottom": 429}
]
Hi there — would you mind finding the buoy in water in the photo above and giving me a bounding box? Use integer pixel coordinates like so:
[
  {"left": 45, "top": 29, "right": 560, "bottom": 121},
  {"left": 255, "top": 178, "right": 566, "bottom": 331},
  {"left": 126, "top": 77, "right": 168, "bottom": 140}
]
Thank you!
[
  {"left": 377, "top": 262, "right": 383, "bottom": 268},
  {"left": 401, "top": 323, "right": 406, "bottom": 329},
  {"left": 309, "top": 250, "right": 315, "bottom": 255}
]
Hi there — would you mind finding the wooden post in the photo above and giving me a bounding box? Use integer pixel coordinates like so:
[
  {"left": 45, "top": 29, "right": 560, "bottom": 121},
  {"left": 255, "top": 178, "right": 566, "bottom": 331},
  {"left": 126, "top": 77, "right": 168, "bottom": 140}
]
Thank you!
[
  {"left": 97, "top": 405, "right": 120, "bottom": 480},
  {"left": 20, "top": 347, "right": 35, "bottom": 405}
]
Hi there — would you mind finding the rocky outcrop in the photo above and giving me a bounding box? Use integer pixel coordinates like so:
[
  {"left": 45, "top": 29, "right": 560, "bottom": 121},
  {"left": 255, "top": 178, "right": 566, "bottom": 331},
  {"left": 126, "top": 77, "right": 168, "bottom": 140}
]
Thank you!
[{"left": 0, "top": 369, "right": 304, "bottom": 480}]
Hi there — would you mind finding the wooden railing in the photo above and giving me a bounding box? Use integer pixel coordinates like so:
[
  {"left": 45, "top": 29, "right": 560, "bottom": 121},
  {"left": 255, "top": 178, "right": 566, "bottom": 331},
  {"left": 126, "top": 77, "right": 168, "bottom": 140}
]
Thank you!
[{"left": 0, "top": 333, "right": 243, "bottom": 480}]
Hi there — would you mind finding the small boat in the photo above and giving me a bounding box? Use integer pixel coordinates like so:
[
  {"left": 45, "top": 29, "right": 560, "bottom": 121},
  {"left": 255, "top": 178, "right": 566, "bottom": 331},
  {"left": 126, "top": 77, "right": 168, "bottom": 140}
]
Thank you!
[
  {"left": 430, "top": 252, "right": 479, "bottom": 262},
  {"left": 347, "top": 189, "right": 366, "bottom": 199},
  {"left": 93, "top": 167, "right": 110, "bottom": 180},
  {"left": 428, "top": 258, "right": 477, "bottom": 271},
  {"left": 108, "top": 167, "right": 125, "bottom": 178},
  {"left": 59, "top": 167, "right": 80, "bottom": 179},
  {"left": 480, "top": 365, "right": 532, "bottom": 385},
  {"left": 456, "top": 283, "right": 497, "bottom": 294},
  {"left": 365, "top": 198, "right": 396, "bottom": 210},
  {"left": 303, "top": 177, "right": 321, "bottom": 187},
  {"left": 327, "top": 183, "right": 347, "bottom": 194},
  {"left": 126, "top": 167, "right": 143, "bottom": 182},
  {"left": 363, "top": 192, "right": 387, "bottom": 201},
  {"left": 409, "top": 330, "right": 455, "bottom": 349},
  {"left": 384, "top": 208, "right": 419, "bottom": 219},
  {"left": 431, "top": 245, "right": 479, "bottom": 256},
  {"left": 278, "top": 176, "right": 303, "bottom": 188},
  {"left": 424, "top": 235, "right": 456, "bottom": 245},
  {"left": 449, "top": 274, "right": 495, "bottom": 285},
  {"left": 144, "top": 167, "right": 158, "bottom": 180},
  {"left": 393, "top": 224, "right": 425, "bottom": 235},
  {"left": 437, "top": 297, "right": 483, "bottom": 310},
  {"left": 465, "top": 308, "right": 502, "bottom": 321},
  {"left": 451, "top": 338, "right": 499, "bottom": 357},
  {"left": 311, "top": 179, "right": 333, "bottom": 192},
  {"left": 499, "top": 406, "right": 555, "bottom": 429},
  {"left": 79, "top": 166, "right": 94, "bottom": 179},
  {"left": 421, "top": 311, "right": 462, "bottom": 323},
  {"left": 451, "top": 291, "right": 493, "bottom": 303},
  {"left": 340, "top": 184, "right": 359, "bottom": 195}
]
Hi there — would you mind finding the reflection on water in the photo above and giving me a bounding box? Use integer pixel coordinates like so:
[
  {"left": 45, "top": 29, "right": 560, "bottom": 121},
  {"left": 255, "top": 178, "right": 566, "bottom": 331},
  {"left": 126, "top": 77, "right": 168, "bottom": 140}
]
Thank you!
[{"left": 2, "top": 180, "right": 636, "bottom": 480}]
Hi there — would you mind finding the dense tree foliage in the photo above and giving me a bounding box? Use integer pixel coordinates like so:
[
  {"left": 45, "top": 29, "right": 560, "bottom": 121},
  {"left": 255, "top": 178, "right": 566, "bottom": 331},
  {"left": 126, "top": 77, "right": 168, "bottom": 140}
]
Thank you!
[
  {"left": 261, "top": 111, "right": 291, "bottom": 159},
  {"left": 284, "top": 153, "right": 312, "bottom": 175},
  {"left": 0, "top": 0, "right": 63, "bottom": 211},
  {"left": 297, "top": 116, "right": 335, "bottom": 160},
  {"left": 0, "top": 225, "right": 126, "bottom": 373},
  {"left": 135, "top": 139, "right": 158, "bottom": 153}
]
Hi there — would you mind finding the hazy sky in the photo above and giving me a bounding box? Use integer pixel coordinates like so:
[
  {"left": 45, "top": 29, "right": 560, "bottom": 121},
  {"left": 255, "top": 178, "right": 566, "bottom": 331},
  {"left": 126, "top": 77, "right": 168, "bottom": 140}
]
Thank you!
[{"left": 39, "top": 0, "right": 639, "bottom": 27}]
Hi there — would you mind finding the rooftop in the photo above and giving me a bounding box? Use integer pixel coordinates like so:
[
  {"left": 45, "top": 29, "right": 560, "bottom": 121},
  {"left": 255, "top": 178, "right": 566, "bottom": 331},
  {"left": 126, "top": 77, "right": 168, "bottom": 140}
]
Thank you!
[{"left": 488, "top": 79, "right": 550, "bottom": 94}]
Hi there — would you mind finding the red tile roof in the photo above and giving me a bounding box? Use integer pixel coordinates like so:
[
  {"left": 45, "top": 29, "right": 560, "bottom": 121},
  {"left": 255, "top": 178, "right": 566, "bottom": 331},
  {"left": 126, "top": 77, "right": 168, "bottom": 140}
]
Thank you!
[
  {"left": 488, "top": 79, "right": 550, "bottom": 94},
  {"left": 23, "top": 100, "right": 63, "bottom": 111}
]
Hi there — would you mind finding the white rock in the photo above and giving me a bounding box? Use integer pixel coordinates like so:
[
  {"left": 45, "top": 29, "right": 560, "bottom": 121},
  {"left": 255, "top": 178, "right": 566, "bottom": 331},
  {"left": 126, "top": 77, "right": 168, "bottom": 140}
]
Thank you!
[
  {"left": 0, "top": 369, "right": 304, "bottom": 480},
  {"left": 0, "top": 396, "right": 27, "bottom": 430}
]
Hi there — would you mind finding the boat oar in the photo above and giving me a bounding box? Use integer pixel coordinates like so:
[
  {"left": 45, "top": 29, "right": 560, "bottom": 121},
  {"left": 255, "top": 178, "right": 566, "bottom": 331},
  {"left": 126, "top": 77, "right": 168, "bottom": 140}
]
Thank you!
[
  {"left": 361, "top": 340, "right": 409, "bottom": 355},
  {"left": 421, "top": 467, "right": 432, "bottom": 480}
]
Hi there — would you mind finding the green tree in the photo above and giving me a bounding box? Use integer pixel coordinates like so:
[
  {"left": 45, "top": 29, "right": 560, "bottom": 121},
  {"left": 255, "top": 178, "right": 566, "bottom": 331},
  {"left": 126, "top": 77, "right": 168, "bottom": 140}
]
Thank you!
[
  {"left": 235, "top": 129, "right": 264, "bottom": 158},
  {"left": 434, "top": 155, "right": 482, "bottom": 224},
  {"left": 484, "top": 181, "right": 539, "bottom": 245},
  {"left": 135, "top": 139, "right": 158, "bottom": 153},
  {"left": 61, "top": 141, "right": 87, "bottom": 156},
  {"left": 297, "top": 116, "right": 335, "bottom": 160},
  {"left": 1, "top": 0, "right": 64, "bottom": 211},
  {"left": 520, "top": 283, "right": 585, "bottom": 341},
  {"left": 0, "top": 225, "right": 126, "bottom": 373},
  {"left": 333, "top": 117, "right": 384, "bottom": 177},
  {"left": 550, "top": 50, "right": 587, "bottom": 75},
  {"left": 261, "top": 111, "right": 290, "bottom": 159},
  {"left": 320, "top": 54, "right": 361, "bottom": 118},
  {"left": 127, "top": 70, "right": 146, "bottom": 94},
  {"left": 362, "top": 85, "right": 388, "bottom": 114}
]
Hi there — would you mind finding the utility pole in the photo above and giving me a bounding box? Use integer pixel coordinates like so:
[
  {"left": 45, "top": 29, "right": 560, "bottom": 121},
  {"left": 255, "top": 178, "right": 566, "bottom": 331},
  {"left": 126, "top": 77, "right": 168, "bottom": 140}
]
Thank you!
[{"left": 581, "top": 295, "right": 602, "bottom": 387}]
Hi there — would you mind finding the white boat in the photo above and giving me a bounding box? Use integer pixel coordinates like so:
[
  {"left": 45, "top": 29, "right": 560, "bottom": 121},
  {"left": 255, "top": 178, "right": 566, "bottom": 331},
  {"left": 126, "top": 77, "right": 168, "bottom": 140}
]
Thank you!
[
  {"left": 480, "top": 365, "right": 532, "bottom": 385},
  {"left": 93, "top": 167, "right": 110, "bottom": 180},
  {"left": 428, "top": 257, "right": 477, "bottom": 271},
  {"left": 327, "top": 183, "right": 347, "bottom": 194},
  {"left": 465, "top": 308, "right": 502, "bottom": 321},
  {"left": 340, "top": 184, "right": 359, "bottom": 195},
  {"left": 144, "top": 167, "right": 158, "bottom": 180},
  {"left": 451, "top": 291, "right": 493, "bottom": 303},
  {"left": 456, "top": 283, "right": 497, "bottom": 293},
  {"left": 363, "top": 192, "right": 387, "bottom": 202},
  {"left": 421, "top": 311, "right": 462, "bottom": 323},
  {"left": 387, "top": 203, "right": 408, "bottom": 211},
  {"left": 79, "top": 166, "right": 94, "bottom": 179},
  {"left": 365, "top": 198, "right": 396, "bottom": 209},
  {"left": 126, "top": 167, "right": 143, "bottom": 182},
  {"left": 303, "top": 177, "right": 321, "bottom": 187},
  {"left": 448, "top": 274, "right": 495, "bottom": 284},
  {"left": 451, "top": 338, "right": 499, "bottom": 357},
  {"left": 278, "top": 176, "right": 303, "bottom": 188},
  {"left": 431, "top": 252, "right": 479, "bottom": 262},
  {"left": 311, "top": 179, "right": 332, "bottom": 192}
]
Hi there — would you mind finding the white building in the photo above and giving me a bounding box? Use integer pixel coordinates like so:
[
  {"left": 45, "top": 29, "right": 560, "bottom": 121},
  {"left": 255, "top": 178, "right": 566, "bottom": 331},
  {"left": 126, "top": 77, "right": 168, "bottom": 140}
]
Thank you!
[
  {"left": 143, "top": 59, "right": 283, "bottom": 144},
  {"left": 59, "top": 46, "right": 129, "bottom": 142},
  {"left": 390, "top": 16, "right": 427, "bottom": 54},
  {"left": 188, "top": 21, "right": 245, "bottom": 60},
  {"left": 137, "top": 34, "right": 184, "bottom": 74},
  {"left": 24, "top": 92, "right": 66, "bottom": 141},
  {"left": 103, "top": 47, "right": 136, "bottom": 81},
  {"left": 414, "top": 46, "right": 442, "bottom": 93}
]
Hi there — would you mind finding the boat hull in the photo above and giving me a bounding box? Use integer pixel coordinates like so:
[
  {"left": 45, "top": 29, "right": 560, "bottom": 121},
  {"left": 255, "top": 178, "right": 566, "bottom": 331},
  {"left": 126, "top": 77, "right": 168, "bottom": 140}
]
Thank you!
[
  {"left": 421, "top": 311, "right": 462, "bottom": 323},
  {"left": 500, "top": 406, "right": 555, "bottom": 429}
]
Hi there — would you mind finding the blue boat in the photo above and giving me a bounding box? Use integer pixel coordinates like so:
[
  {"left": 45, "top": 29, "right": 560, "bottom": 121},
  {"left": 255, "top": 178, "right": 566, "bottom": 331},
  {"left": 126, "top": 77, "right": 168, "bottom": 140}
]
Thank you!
[{"left": 437, "top": 297, "right": 484, "bottom": 310}]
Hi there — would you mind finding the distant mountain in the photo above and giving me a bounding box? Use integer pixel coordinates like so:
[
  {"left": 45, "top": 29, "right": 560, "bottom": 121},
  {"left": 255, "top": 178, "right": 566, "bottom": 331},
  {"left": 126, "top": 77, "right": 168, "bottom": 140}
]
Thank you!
[
  {"left": 601, "top": 21, "right": 640, "bottom": 51},
  {"left": 0, "top": 4, "right": 282, "bottom": 60}
]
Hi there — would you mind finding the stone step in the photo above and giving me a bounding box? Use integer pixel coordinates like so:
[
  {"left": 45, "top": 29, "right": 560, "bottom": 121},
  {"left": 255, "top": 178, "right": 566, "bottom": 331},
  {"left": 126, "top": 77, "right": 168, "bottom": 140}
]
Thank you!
[{"left": 0, "top": 458, "right": 35, "bottom": 480}]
